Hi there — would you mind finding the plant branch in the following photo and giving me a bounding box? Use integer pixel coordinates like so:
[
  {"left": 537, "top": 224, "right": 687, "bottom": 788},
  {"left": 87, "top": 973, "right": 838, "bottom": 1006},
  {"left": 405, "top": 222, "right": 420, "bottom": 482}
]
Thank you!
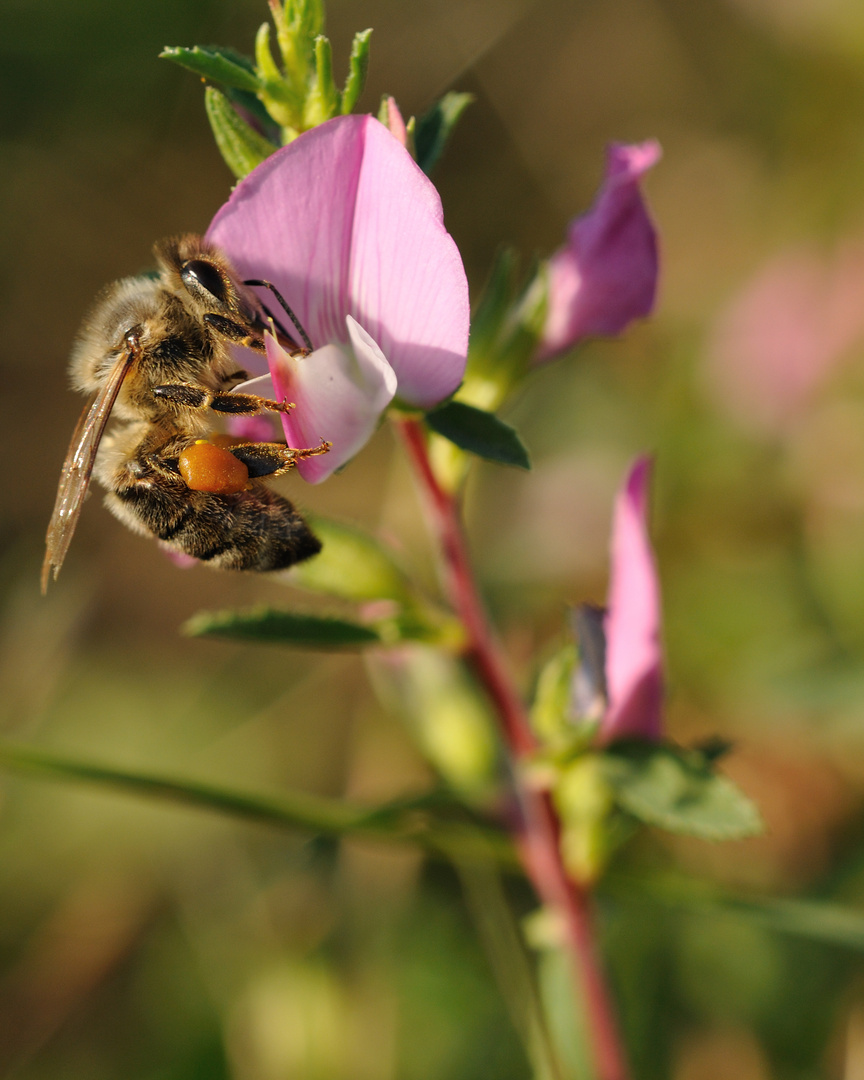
[{"left": 395, "top": 415, "right": 631, "bottom": 1080}]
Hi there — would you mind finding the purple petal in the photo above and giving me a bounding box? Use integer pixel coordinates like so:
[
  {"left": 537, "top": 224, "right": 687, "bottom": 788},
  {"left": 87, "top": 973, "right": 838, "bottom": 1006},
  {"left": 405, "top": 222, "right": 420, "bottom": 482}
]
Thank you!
[
  {"left": 537, "top": 141, "right": 661, "bottom": 362},
  {"left": 208, "top": 114, "right": 469, "bottom": 409},
  {"left": 266, "top": 317, "right": 397, "bottom": 483},
  {"left": 225, "top": 412, "right": 281, "bottom": 443},
  {"left": 601, "top": 456, "right": 663, "bottom": 743}
]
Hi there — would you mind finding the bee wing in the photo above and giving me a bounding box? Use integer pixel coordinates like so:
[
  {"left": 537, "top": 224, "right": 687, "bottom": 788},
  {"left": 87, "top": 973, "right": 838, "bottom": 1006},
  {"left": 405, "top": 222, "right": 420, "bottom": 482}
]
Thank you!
[{"left": 41, "top": 346, "right": 137, "bottom": 592}]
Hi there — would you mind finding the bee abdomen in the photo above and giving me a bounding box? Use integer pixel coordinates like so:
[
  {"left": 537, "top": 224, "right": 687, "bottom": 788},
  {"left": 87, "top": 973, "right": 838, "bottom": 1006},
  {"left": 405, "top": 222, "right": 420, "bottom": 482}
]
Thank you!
[{"left": 107, "top": 481, "right": 321, "bottom": 572}]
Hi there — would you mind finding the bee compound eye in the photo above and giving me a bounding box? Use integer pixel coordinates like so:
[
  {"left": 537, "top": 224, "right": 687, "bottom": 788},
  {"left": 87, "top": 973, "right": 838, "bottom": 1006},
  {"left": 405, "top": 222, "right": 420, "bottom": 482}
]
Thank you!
[{"left": 181, "top": 259, "right": 230, "bottom": 305}]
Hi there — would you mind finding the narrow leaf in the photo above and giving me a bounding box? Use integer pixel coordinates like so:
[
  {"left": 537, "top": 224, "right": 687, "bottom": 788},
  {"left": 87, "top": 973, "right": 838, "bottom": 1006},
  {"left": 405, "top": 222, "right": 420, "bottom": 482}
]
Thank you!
[
  {"left": 160, "top": 45, "right": 261, "bottom": 94},
  {"left": 225, "top": 86, "right": 280, "bottom": 139},
  {"left": 601, "top": 742, "right": 763, "bottom": 840},
  {"left": 607, "top": 871, "right": 864, "bottom": 953},
  {"left": 184, "top": 606, "right": 381, "bottom": 648},
  {"left": 304, "top": 35, "right": 338, "bottom": 127},
  {"left": 0, "top": 743, "right": 517, "bottom": 865},
  {"left": 204, "top": 86, "right": 279, "bottom": 179},
  {"left": 415, "top": 91, "right": 474, "bottom": 175},
  {"left": 340, "top": 28, "right": 372, "bottom": 114},
  {"left": 254, "top": 21, "right": 283, "bottom": 86},
  {"left": 425, "top": 401, "right": 531, "bottom": 470}
]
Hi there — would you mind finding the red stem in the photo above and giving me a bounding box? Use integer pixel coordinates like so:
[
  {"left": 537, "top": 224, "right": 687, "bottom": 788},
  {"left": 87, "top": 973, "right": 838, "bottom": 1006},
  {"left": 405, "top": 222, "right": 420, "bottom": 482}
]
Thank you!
[{"left": 396, "top": 417, "right": 630, "bottom": 1080}]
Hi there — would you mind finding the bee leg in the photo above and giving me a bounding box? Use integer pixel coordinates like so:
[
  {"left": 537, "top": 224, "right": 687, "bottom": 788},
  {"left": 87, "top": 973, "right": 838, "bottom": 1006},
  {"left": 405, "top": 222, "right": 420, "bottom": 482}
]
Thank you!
[
  {"left": 151, "top": 383, "right": 214, "bottom": 409},
  {"left": 202, "top": 312, "right": 311, "bottom": 358},
  {"left": 201, "top": 312, "right": 266, "bottom": 352},
  {"left": 210, "top": 391, "right": 295, "bottom": 415},
  {"left": 227, "top": 439, "right": 332, "bottom": 478},
  {"left": 151, "top": 384, "right": 294, "bottom": 415}
]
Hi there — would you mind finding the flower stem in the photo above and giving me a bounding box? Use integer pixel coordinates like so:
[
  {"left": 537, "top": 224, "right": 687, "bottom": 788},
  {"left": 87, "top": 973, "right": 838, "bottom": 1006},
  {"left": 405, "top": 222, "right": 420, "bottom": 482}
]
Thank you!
[{"left": 395, "top": 416, "right": 630, "bottom": 1080}]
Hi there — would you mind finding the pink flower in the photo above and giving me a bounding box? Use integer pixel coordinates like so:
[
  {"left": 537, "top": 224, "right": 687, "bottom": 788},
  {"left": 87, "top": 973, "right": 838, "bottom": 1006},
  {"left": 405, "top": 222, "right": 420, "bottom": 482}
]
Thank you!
[
  {"left": 207, "top": 114, "right": 470, "bottom": 482},
  {"left": 599, "top": 456, "right": 663, "bottom": 742},
  {"left": 537, "top": 141, "right": 661, "bottom": 362}
]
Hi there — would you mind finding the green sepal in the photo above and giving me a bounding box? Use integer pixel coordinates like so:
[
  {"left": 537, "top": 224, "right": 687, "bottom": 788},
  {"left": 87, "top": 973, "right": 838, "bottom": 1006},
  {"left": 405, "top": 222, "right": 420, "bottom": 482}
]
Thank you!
[
  {"left": 340, "top": 28, "right": 372, "bottom": 114},
  {"left": 601, "top": 741, "right": 764, "bottom": 840},
  {"left": 160, "top": 45, "right": 261, "bottom": 94},
  {"left": 204, "top": 87, "right": 279, "bottom": 179},
  {"left": 415, "top": 91, "right": 474, "bottom": 176},
  {"left": 425, "top": 401, "right": 531, "bottom": 470},
  {"left": 184, "top": 607, "right": 381, "bottom": 648}
]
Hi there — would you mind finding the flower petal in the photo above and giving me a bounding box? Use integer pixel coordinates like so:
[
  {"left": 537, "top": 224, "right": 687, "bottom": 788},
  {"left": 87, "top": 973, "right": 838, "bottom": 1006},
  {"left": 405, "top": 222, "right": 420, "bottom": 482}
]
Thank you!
[
  {"left": 208, "top": 114, "right": 469, "bottom": 408},
  {"left": 537, "top": 141, "right": 661, "bottom": 362},
  {"left": 266, "top": 316, "right": 397, "bottom": 483},
  {"left": 601, "top": 456, "right": 663, "bottom": 742}
]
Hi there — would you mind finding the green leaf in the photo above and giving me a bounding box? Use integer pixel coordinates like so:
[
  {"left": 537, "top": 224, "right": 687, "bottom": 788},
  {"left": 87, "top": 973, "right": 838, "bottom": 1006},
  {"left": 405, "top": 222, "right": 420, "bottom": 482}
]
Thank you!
[
  {"left": 304, "top": 35, "right": 339, "bottom": 127},
  {"left": 340, "top": 28, "right": 372, "bottom": 114},
  {"left": 255, "top": 22, "right": 301, "bottom": 129},
  {"left": 601, "top": 742, "right": 763, "bottom": 840},
  {"left": 425, "top": 401, "right": 531, "bottom": 469},
  {"left": 184, "top": 607, "right": 381, "bottom": 648},
  {"left": 606, "top": 870, "right": 864, "bottom": 953},
  {"left": 204, "top": 86, "right": 279, "bottom": 179},
  {"left": 0, "top": 743, "right": 517, "bottom": 866},
  {"left": 415, "top": 91, "right": 474, "bottom": 175},
  {"left": 225, "top": 86, "right": 280, "bottom": 139},
  {"left": 160, "top": 45, "right": 261, "bottom": 94}
]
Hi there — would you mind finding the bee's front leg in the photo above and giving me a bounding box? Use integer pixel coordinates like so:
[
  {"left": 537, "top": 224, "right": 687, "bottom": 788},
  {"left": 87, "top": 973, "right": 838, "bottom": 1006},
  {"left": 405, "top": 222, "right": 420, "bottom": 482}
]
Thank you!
[
  {"left": 151, "top": 383, "right": 294, "bottom": 415},
  {"left": 227, "top": 440, "right": 332, "bottom": 478}
]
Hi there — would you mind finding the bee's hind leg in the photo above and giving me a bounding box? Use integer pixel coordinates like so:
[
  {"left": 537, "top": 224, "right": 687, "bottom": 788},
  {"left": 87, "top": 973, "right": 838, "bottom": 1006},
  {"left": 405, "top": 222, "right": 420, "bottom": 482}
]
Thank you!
[{"left": 227, "top": 440, "right": 332, "bottom": 479}]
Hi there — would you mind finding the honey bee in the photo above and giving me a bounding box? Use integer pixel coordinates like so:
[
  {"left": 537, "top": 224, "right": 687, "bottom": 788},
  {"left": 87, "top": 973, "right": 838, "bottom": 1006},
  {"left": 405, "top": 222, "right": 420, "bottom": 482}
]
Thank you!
[{"left": 41, "top": 235, "right": 331, "bottom": 592}]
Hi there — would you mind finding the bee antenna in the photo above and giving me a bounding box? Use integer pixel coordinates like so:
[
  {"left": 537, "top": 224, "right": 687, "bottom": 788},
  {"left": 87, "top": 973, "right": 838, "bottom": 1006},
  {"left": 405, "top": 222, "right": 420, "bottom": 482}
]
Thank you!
[{"left": 244, "top": 279, "right": 314, "bottom": 353}]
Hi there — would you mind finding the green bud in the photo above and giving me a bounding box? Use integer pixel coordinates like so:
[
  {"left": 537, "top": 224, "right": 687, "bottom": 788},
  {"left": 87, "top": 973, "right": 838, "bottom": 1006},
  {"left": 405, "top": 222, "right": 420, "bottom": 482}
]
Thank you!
[
  {"left": 374, "top": 648, "right": 499, "bottom": 801},
  {"left": 287, "top": 516, "right": 414, "bottom": 604},
  {"left": 554, "top": 755, "right": 616, "bottom": 884},
  {"left": 530, "top": 645, "right": 577, "bottom": 745}
]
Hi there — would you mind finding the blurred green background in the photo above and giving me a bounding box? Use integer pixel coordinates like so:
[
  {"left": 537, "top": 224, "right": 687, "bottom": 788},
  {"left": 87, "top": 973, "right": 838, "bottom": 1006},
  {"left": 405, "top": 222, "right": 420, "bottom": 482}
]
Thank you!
[{"left": 5, "top": 0, "right": 864, "bottom": 1077}]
